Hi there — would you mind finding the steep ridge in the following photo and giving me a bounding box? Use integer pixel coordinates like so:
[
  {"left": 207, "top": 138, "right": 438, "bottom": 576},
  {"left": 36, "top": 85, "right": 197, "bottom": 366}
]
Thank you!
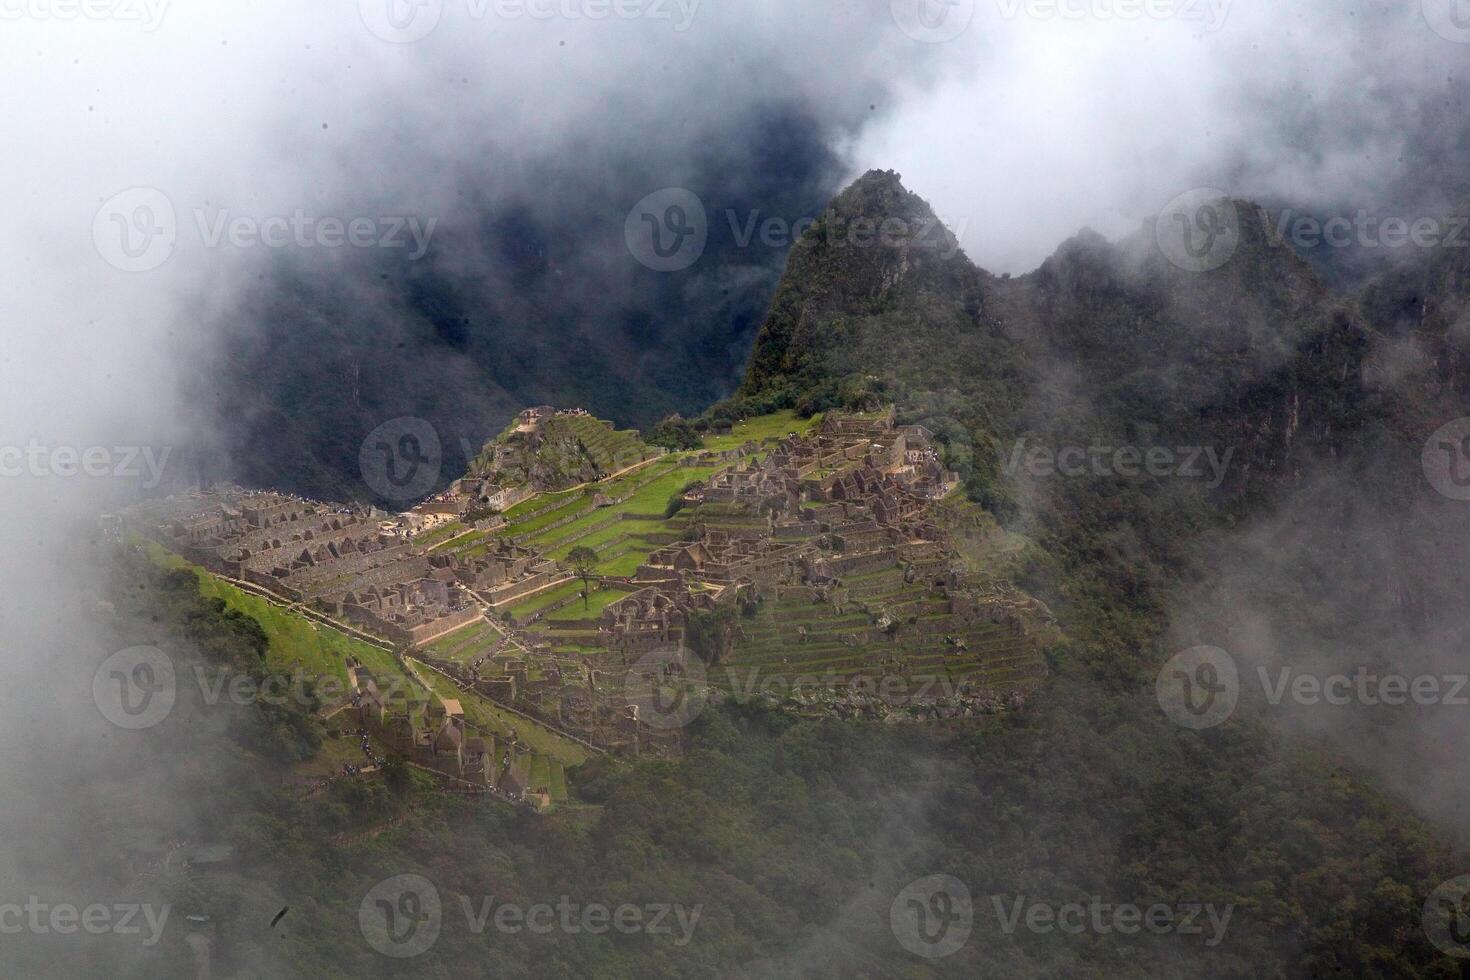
[
  {"left": 742, "top": 169, "right": 1029, "bottom": 425},
  {"left": 737, "top": 170, "right": 1382, "bottom": 517},
  {"left": 1358, "top": 196, "right": 1470, "bottom": 426},
  {"left": 993, "top": 202, "right": 1385, "bottom": 516},
  {"left": 714, "top": 170, "right": 1470, "bottom": 972}
]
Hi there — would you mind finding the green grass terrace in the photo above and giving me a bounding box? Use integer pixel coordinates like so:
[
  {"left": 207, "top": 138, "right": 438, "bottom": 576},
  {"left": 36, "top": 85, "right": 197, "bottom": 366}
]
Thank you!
[
  {"left": 138, "top": 538, "right": 414, "bottom": 693},
  {"left": 546, "top": 584, "right": 633, "bottom": 622},
  {"left": 700, "top": 409, "right": 820, "bottom": 452}
]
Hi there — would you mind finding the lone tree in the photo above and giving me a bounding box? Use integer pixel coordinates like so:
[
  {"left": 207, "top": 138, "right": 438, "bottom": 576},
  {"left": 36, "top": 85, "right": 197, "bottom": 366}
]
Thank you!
[{"left": 567, "top": 546, "right": 599, "bottom": 608}]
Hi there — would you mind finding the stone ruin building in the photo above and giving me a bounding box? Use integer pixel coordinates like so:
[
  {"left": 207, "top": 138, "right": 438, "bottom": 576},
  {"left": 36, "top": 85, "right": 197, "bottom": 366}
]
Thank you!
[
  {"left": 133, "top": 489, "right": 484, "bottom": 647},
  {"left": 128, "top": 405, "right": 1050, "bottom": 772},
  {"left": 347, "top": 662, "right": 535, "bottom": 802}
]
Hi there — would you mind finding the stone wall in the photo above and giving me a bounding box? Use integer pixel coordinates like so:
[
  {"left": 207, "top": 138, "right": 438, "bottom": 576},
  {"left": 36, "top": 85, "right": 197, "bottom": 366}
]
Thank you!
[{"left": 485, "top": 570, "right": 568, "bottom": 608}]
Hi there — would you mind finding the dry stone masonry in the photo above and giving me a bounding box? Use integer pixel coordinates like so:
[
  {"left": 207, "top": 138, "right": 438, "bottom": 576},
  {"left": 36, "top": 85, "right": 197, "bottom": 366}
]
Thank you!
[{"left": 128, "top": 405, "right": 1051, "bottom": 779}]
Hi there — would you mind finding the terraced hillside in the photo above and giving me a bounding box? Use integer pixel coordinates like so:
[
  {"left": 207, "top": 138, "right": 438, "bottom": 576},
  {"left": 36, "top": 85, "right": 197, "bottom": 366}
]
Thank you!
[
  {"left": 498, "top": 415, "right": 823, "bottom": 650},
  {"left": 427, "top": 455, "right": 704, "bottom": 584},
  {"left": 469, "top": 409, "right": 659, "bottom": 491},
  {"left": 406, "top": 422, "right": 816, "bottom": 755},
  {"left": 407, "top": 658, "right": 583, "bottom": 800},
  {"left": 476, "top": 410, "right": 1050, "bottom": 718},
  {"left": 718, "top": 572, "right": 1047, "bottom": 701},
  {"left": 138, "top": 538, "right": 413, "bottom": 691},
  {"left": 137, "top": 538, "right": 580, "bottom": 805}
]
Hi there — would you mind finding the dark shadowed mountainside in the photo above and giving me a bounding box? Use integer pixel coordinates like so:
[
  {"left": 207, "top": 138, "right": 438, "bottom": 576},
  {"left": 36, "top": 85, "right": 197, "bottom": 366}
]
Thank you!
[{"left": 193, "top": 110, "right": 855, "bottom": 503}]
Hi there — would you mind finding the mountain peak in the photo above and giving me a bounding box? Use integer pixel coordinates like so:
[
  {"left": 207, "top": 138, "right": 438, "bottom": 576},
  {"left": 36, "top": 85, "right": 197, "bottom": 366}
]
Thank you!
[
  {"left": 819, "top": 169, "right": 959, "bottom": 256},
  {"left": 740, "top": 170, "right": 990, "bottom": 405},
  {"left": 833, "top": 168, "right": 914, "bottom": 211}
]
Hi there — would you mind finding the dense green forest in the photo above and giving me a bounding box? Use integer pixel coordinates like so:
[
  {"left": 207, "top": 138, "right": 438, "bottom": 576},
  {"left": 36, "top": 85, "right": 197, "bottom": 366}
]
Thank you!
[{"left": 67, "top": 543, "right": 1462, "bottom": 977}]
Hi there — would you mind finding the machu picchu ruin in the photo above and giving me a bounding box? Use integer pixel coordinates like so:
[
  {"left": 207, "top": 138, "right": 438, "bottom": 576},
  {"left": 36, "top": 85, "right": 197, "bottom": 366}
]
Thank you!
[{"left": 124, "top": 405, "right": 1052, "bottom": 805}]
